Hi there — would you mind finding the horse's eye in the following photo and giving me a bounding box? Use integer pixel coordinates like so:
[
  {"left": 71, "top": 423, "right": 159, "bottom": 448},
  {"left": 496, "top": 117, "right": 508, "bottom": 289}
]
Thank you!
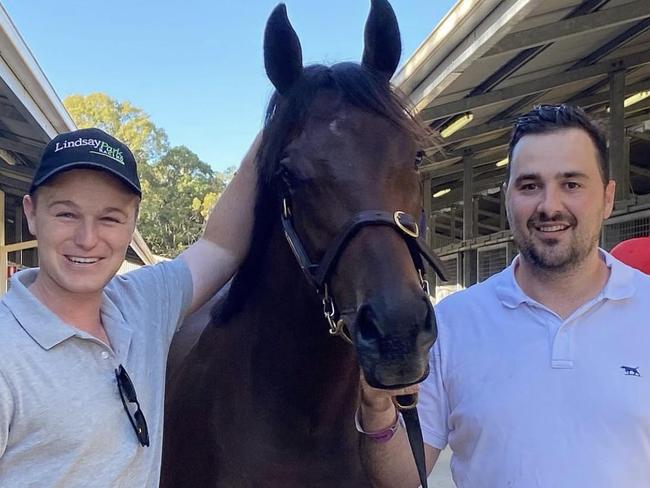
[
  {"left": 414, "top": 150, "right": 424, "bottom": 168},
  {"left": 278, "top": 160, "right": 299, "bottom": 186}
]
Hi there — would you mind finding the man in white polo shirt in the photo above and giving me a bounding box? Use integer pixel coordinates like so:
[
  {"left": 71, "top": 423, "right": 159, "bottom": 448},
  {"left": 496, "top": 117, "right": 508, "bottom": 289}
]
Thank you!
[
  {"left": 359, "top": 104, "right": 650, "bottom": 487},
  {"left": 0, "top": 128, "right": 257, "bottom": 487}
]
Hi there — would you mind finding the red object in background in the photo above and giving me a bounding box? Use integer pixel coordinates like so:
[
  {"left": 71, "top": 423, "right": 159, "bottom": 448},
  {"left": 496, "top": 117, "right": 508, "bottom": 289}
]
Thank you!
[
  {"left": 7, "top": 265, "right": 16, "bottom": 278},
  {"left": 610, "top": 237, "right": 650, "bottom": 275}
]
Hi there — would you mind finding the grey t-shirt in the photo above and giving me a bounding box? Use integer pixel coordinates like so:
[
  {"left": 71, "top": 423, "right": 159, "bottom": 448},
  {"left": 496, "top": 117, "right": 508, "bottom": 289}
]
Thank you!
[{"left": 0, "top": 258, "right": 193, "bottom": 488}]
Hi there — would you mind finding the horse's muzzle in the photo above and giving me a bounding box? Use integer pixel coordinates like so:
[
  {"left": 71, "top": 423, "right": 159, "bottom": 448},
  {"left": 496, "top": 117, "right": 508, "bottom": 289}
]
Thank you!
[{"left": 352, "top": 295, "right": 437, "bottom": 389}]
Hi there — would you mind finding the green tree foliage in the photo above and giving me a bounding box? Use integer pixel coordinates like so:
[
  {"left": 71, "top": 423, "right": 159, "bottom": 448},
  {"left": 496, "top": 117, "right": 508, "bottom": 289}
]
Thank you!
[
  {"left": 64, "top": 93, "right": 169, "bottom": 164},
  {"left": 139, "top": 146, "right": 226, "bottom": 257},
  {"left": 63, "top": 93, "right": 226, "bottom": 257}
]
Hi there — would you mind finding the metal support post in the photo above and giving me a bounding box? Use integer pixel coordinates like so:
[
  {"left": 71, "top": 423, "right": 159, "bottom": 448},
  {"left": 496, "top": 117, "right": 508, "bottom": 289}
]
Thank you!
[{"left": 609, "top": 70, "right": 629, "bottom": 201}]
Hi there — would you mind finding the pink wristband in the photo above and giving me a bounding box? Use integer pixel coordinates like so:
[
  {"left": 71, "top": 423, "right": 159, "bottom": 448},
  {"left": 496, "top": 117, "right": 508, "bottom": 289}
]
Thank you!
[{"left": 355, "top": 406, "right": 399, "bottom": 443}]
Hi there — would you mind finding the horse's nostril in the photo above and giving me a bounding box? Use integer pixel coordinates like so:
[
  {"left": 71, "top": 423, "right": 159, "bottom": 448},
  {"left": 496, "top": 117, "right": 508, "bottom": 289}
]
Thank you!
[
  {"left": 423, "top": 300, "right": 438, "bottom": 344},
  {"left": 356, "top": 304, "right": 382, "bottom": 342},
  {"left": 355, "top": 296, "right": 434, "bottom": 345}
]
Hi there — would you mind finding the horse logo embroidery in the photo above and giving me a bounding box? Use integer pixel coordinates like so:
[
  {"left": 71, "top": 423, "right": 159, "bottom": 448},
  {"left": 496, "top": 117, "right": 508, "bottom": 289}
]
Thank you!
[{"left": 621, "top": 366, "right": 641, "bottom": 377}]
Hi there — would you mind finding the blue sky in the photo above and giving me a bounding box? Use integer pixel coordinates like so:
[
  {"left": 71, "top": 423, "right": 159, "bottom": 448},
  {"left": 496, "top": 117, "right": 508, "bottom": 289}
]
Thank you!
[{"left": 3, "top": 0, "right": 456, "bottom": 171}]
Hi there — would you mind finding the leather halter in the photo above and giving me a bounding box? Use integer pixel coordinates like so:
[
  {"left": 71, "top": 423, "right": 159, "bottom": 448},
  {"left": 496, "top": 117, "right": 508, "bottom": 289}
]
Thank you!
[{"left": 280, "top": 197, "right": 448, "bottom": 322}]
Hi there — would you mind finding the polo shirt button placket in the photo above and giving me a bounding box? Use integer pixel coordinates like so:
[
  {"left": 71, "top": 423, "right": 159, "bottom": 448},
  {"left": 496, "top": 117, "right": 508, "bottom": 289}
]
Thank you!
[
  {"left": 551, "top": 321, "right": 574, "bottom": 369},
  {"left": 101, "top": 351, "right": 110, "bottom": 360}
]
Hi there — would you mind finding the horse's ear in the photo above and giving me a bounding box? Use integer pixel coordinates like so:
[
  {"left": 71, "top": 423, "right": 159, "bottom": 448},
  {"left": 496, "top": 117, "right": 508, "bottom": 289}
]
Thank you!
[
  {"left": 264, "top": 4, "right": 303, "bottom": 95},
  {"left": 361, "top": 0, "right": 401, "bottom": 80}
]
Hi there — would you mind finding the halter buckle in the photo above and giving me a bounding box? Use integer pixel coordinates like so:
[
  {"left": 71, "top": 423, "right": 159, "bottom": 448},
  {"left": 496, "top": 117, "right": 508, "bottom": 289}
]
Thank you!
[
  {"left": 418, "top": 269, "right": 431, "bottom": 296},
  {"left": 322, "top": 285, "right": 353, "bottom": 345},
  {"left": 393, "top": 392, "right": 419, "bottom": 411},
  {"left": 322, "top": 287, "right": 335, "bottom": 321},
  {"left": 394, "top": 211, "right": 419, "bottom": 238}
]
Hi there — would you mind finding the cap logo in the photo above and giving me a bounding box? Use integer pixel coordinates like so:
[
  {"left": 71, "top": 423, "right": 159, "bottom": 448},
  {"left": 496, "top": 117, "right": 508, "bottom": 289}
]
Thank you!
[{"left": 54, "top": 137, "right": 125, "bottom": 165}]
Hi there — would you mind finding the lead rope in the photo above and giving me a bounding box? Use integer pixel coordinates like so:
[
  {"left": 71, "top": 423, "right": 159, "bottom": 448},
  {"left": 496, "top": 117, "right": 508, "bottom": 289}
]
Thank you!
[
  {"left": 392, "top": 268, "right": 432, "bottom": 488},
  {"left": 394, "top": 394, "right": 428, "bottom": 488},
  {"left": 393, "top": 269, "right": 430, "bottom": 487}
]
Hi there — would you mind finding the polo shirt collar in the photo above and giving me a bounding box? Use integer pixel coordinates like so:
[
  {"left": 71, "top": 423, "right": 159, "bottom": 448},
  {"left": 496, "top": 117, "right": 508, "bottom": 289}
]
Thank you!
[
  {"left": 3, "top": 268, "right": 76, "bottom": 349},
  {"left": 599, "top": 249, "right": 636, "bottom": 300},
  {"left": 495, "top": 257, "right": 529, "bottom": 308},
  {"left": 3, "top": 268, "right": 134, "bottom": 356},
  {"left": 496, "top": 248, "right": 636, "bottom": 309}
]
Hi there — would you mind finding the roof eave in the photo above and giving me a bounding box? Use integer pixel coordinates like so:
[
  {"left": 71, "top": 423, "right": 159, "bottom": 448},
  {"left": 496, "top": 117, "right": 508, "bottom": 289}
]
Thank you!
[
  {"left": 0, "top": 4, "right": 75, "bottom": 137},
  {"left": 394, "top": 0, "right": 538, "bottom": 112}
]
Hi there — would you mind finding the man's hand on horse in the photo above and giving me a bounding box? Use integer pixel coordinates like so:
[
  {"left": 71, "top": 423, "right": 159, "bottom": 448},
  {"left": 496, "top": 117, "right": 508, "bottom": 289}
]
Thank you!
[{"left": 358, "top": 373, "right": 419, "bottom": 431}]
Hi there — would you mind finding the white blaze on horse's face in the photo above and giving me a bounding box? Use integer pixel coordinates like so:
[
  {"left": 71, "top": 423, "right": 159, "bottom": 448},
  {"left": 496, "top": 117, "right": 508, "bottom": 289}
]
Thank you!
[{"left": 328, "top": 118, "right": 344, "bottom": 137}]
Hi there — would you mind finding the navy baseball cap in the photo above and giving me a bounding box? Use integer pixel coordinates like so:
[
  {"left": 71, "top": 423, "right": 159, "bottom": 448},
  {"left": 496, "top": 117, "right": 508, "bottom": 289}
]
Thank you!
[{"left": 30, "top": 127, "right": 141, "bottom": 196}]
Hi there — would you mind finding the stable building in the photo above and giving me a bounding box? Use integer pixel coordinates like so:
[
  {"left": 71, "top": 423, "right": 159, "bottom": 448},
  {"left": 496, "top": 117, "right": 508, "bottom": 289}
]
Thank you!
[{"left": 396, "top": 0, "right": 650, "bottom": 299}]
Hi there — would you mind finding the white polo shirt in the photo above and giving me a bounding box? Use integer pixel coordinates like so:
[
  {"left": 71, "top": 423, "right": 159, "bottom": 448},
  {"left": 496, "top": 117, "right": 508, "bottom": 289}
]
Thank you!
[
  {"left": 0, "top": 259, "right": 192, "bottom": 488},
  {"left": 420, "top": 251, "right": 650, "bottom": 488}
]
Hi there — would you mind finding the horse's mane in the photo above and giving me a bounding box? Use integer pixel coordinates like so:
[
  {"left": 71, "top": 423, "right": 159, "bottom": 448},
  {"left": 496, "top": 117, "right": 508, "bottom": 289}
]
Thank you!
[{"left": 214, "top": 62, "right": 427, "bottom": 323}]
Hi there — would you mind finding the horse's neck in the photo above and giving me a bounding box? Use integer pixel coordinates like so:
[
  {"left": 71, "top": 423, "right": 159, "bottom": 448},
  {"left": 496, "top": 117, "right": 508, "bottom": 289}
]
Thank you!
[
  {"left": 247, "top": 224, "right": 360, "bottom": 416},
  {"left": 256, "top": 224, "right": 352, "bottom": 354}
]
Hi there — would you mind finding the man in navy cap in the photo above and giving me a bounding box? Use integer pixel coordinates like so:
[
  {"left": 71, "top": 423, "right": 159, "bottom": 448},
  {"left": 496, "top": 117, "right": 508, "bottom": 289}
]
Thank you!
[{"left": 0, "top": 127, "right": 258, "bottom": 487}]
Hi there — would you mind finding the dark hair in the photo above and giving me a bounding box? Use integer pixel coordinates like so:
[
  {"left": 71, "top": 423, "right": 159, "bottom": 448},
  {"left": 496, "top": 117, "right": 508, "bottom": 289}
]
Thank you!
[{"left": 506, "top": 104, "right": 609, "bottom": 184}]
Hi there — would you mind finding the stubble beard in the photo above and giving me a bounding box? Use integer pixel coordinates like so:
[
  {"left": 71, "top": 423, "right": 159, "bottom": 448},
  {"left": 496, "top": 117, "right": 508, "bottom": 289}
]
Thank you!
[{"left": 513, "top": 213, "right": 601, "bottom": 276}]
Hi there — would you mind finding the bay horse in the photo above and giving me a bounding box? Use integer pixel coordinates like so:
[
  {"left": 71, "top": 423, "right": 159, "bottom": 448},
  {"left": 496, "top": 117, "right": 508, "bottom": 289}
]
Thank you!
[{"left": 162, "top": 1, "right": 444, "bottom": 486}]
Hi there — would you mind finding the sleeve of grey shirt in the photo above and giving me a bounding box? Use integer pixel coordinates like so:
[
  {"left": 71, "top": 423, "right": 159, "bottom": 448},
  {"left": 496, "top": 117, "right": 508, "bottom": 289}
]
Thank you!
[
  {"left": 0, "top": 369, "right": 14, "bottom": 458},
  {"left": 108, "top": 259, "right": 194, "bottom": 346}
]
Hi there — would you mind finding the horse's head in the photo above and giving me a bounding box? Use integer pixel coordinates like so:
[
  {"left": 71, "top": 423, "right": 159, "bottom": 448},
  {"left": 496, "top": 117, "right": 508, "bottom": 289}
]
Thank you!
[{"left": 253, "top": 0, "right": 441, "bottom": 390}]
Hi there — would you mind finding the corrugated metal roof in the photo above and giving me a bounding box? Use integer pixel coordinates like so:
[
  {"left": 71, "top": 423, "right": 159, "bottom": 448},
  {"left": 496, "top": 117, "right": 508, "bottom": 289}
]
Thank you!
[{"left": 396, "top": 0, "right": 650, "bottom": 231}]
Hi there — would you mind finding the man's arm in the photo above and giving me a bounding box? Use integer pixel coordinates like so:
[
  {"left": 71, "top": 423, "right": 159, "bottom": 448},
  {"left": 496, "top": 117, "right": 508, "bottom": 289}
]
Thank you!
[
  {"left": 179, "top": 133, "right": 260, "bottom": 315},
  {"left": 359, "top": 378, "right": 440, "bottom": 488}
]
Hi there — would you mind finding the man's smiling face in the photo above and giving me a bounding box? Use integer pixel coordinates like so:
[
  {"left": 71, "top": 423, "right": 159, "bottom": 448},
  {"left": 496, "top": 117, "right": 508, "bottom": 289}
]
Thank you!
[
  {"left": 505, "top": 127, "right": 615, "bottom": 273},
  {"left": 23, "top": 169, "right": 139, "bottom": 298}
]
